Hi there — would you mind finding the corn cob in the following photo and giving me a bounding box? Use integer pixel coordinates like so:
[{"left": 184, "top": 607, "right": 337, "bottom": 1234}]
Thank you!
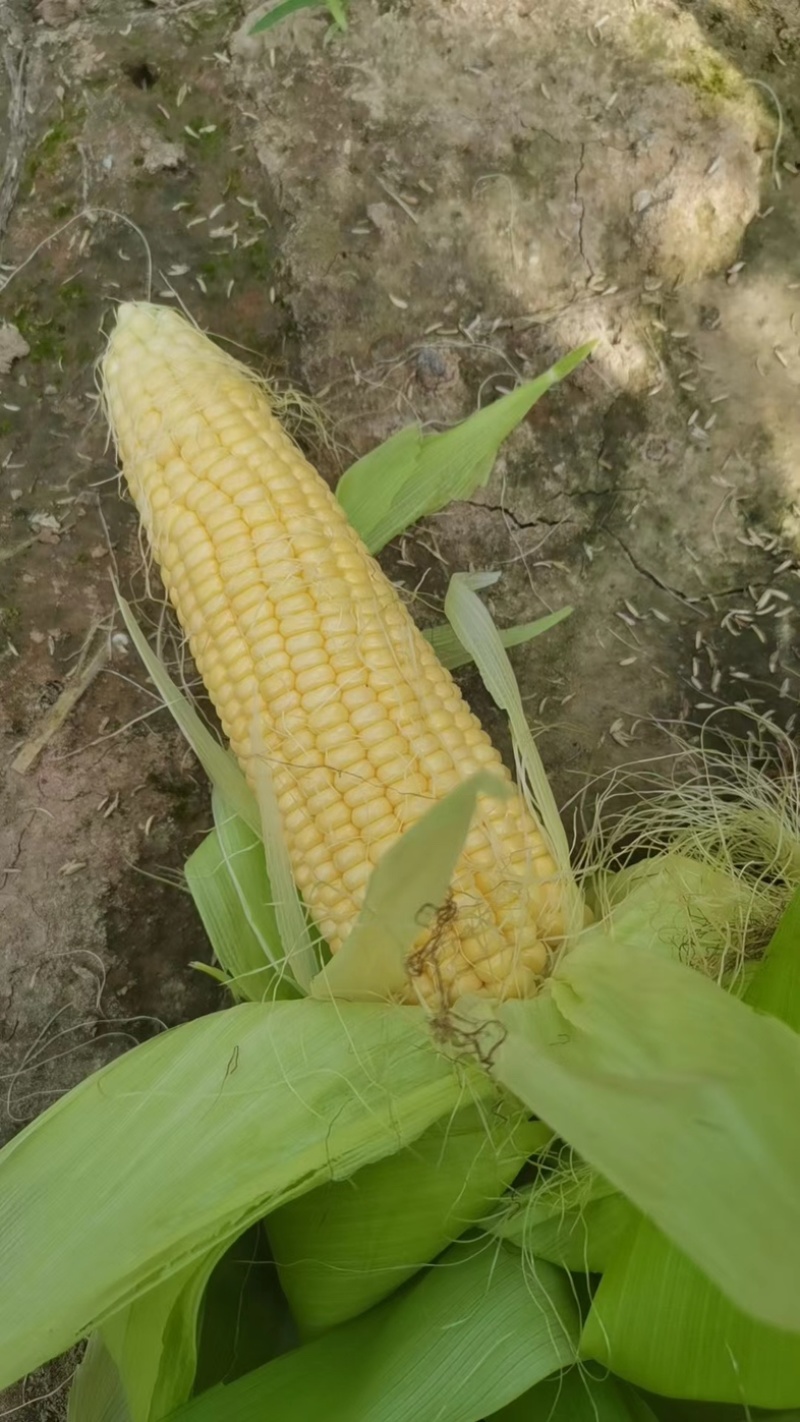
[{"left": 103, "top": 303, "right": 567, "bottom": 1005}]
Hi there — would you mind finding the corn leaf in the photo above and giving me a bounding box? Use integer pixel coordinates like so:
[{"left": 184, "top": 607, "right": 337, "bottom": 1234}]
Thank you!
[
  {"left": 484, "top": 933, "right": 800, "bottom": 1333},
  {"left": 336, "top": 346, "right": 594, "bottom": 554},
  {"left": 487, "top": 1176, "right": 636, "bottom": 1274},
  {"left": 581, "top": 1213, "right": 800, "bottom": 1409},
  {"left": 251, "top": 0, "right": 347, "bottom": 33},
  {"left": 444, "top": 572, "right": 581, "bottom": 938},
  {"left": 311, "top": 770, "right": 511, "bottom": 1002},
  {"left": 116, "top": 595, "right": 259, "bottom": 836},
  {"left": 170, "top": 1240, "right": 578, "bottom": 1422},
  {"left": 266, "top": 1104, "right": 548, "bottom": 1335},
  {"left": 67, "top": 1335, "right": 131, "bottom": 1422},
  {"left": 423, "top": 606, "right": 572, "bottom": 671},
  {"left": 0, "top": 1000, "right": 472, "bottom": 1389},
  {"left": 185, "top": 798, "right": 298, "bottom": 1003},
  {"left": 745, "top": 883, "right": 800, "bottom": 1030},
  {"left": 488, "top": 1368, "right": 659, "bottom": 1421}
]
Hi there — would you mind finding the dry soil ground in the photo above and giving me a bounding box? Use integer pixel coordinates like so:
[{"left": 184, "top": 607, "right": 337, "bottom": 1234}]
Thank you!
[{"left": 1, "top": 0, "right": 799, "bottom": 1413}]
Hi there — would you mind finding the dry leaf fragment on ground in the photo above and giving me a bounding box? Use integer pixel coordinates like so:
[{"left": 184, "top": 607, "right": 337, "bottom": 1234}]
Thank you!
[{"left": 0, "top": 323, "right": 30, "bottom": 375}]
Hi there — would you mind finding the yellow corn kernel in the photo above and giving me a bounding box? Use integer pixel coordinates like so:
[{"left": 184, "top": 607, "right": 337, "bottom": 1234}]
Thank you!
[{"left": 103, "top": 302, "right": 569, "bottom": 1005}]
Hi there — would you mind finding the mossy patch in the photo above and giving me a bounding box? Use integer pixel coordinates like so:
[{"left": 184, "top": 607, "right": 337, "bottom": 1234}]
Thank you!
[{"left": 675, "top": 47, "right": 744, "bottom": 103}]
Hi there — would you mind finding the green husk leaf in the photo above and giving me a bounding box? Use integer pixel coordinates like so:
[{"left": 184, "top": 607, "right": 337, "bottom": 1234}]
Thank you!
[
  {"left": 487, "top": 1174, "right": 636, "bottom": 1274},
  {"left": 185, "top": 794, "right": 298, "bottom": 1002},
  {"left": 484, "top": 933, "right": 800, "bottom": 1332},
  {"left": 581, "top": 1214, "right": 800, "bottom": 1409},
  {"left": 251, "top": 729, "right": 319, "bottom": 993},
  {"left": 444, "top": 572, "right": 580, "bottom": 936},
  {"left": 67, "top": 1335, "right": 131, "bottom": 1422},
  {"left": 745, "top": 883, "right": 800, "bottom": 1029},
  {"left": 311, "top": 770, "right": 511, "bottom": 1002},
  {"left": 170, "top": 1240, "right": 579, "bottom": 1422},
  {"left": 579, "top": 886, "right": 800, "bottom": 1409},
  {"left": 116, "top": 595, "right": 259, "bottom": 836},
  {"left": 336, "top": 346, "right": 594, "bottom": 554},
  {"left": 488, "top": 1367, "right": 659, "bottom": 1421},
  {"left": 193, "top": 1227, "right": 296, "bottom": 1393},
  {"left": 423, "top": 606, "right": 572, "bottom": 670},
  {"left": 0, "top": 1001, "right": 472, "bottom": 1389},
  {"left": 98, "top": 1252, "right": 224, "bottom": 1422},
  {"left": 266, "top": 1104, "right": 548, "bottom": 1335}
]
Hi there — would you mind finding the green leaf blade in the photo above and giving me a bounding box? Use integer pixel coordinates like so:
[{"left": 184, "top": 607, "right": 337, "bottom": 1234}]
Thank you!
[
  {"left": 184, "top": 802, "right": 295, "bottom": 1003},
  {"left": 745, "top": 884, "right": 800, "bottom": 1030},
  {"left": 311, "top": 770, "right": 511, "bottom": 1002},
  {"left": 582, "top": 1215, "right": 800, "bottom": 1409},
  {"left": 266, "top": 1104, "right": 544, "bottom": 1335},
  {"left": 488, "top": 1367, "right": 659, "bottom": 1422},
  {"left": 0, "top": 1001, "right": 469, "bottom": 1390},
  {"left": 171, "top": 1241, "right": 579, "bottom": 1422},
  {"left": 336, "top": 347, "right": 594, "bottom": 554},
  {"left": 423, "top": 606, "right": 572, "bottom": 670},
  {"left": 488, "top": 936, "right": 800, "bottom": 1333}
]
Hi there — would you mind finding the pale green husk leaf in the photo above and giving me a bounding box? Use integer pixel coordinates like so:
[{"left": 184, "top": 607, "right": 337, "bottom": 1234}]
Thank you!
[
  {"left": 266, "top": 1105, "right": 549, "bottom": 1335},
  {"left": 185, "top": 792, "right": 297, "bottom": 1002},
  {"left": 423, "top": 606, "right": 572, "bottom": 670},
  {"left": 579, "top": 885, "right": 800, "bottom": 1409},
  {"left": 336, "top": 345, "right": 594, "bottom": 554},
  {"left": 484, "top": 932, "right": 800, "bottom": 1332},
  {"left": 0, "top": 1001, "right": 471, "bottom": 1389},
  {"left": 98, "top": 1252, "right": 222, "bottom": 1422},
  {"left": 171, "top": 1240, "right": 579, "bottom": 1422},
  {"left": 311, "top": 770, "right": 511, "bottom": 1002},
  {"left": 444, "top": 572, "right": 580, "bottom": 935},
  {"left": 116, "top": 595, "right": 259, "bottom": 835},
  {"left": 581, "top": 1214, "right": 800, "bottom": 1409},
  {"left": 487, "top": 1170, "right": 635, "bottom": 1274},
  {"left": 251, "top": 725, "right": 319, "bottom": 992},
  {"left": 67, "top": 1335, "right": 131, "bottom": 1422}
]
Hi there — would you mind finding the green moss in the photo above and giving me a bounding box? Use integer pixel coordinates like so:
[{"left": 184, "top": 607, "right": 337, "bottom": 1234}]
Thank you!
[
  {"left": 0, "top": 419, "right": 12, "bottom": 438},
  {"left": 199, "top": 251, "right": 237, "bottom": 283},
  {"left": 27, "top": 329, "right": 63, "bottom": 364},
  {"left": 0, "top": 604, "right": 21, "bottom": 632},
  {"left": 39, "top": 121, "right": 72, "bottom": 158},
  {"left": 676, "top": 49, "right": 742, "bottom": 102},
  {"left": 196, "top": 117, "right": 230, "bottom": 154},
  {"left": 58, "top": 281, "right": 89, "bottom": 310},
  {"left": 245, "top": 240, "right": 272, "bottom": 281},
  {"left": 223, "top": 168, "right": 243, "bottom": 198},
  {"left": 28, "top": 105, "right": 87, "bottom": 182},
  {"left": 14, "top": 311, "right": 65, "bottom": 365}
]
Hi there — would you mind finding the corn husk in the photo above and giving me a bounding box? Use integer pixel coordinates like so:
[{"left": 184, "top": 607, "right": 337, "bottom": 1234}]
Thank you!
[
  {"left": 579, "top": 888, "right": 800, "bottom": 1408},
  {"left": 0, "top": 1001, "right": 471, "bottom": 1390},
  {"left": 483, "top": 930, "right": 800, "bottom": 1333},
  {"left": 168, "top": 1240, "right": 579, "bottom": 1422}
]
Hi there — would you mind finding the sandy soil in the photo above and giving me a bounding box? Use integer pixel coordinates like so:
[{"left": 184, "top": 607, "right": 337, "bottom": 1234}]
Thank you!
[{"left": 1, "top": 0, "right": 799, "bottom": 1411}]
